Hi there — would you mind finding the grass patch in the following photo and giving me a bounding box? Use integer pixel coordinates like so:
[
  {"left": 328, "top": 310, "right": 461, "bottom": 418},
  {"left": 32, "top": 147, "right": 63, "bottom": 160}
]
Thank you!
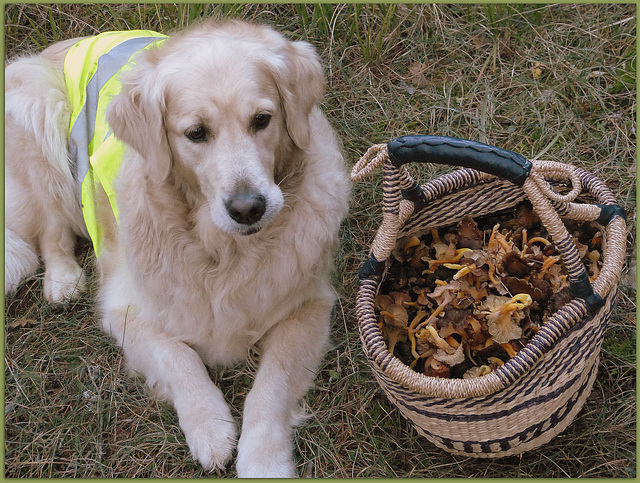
[{"left": 4, "top": 3, "right": 636, "bottom": 478}]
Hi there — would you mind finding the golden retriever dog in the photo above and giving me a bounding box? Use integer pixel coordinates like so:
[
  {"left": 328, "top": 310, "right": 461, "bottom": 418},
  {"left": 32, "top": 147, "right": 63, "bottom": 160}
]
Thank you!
[{"left": 5, "top": 20, "right": 349, "bottom": 477}]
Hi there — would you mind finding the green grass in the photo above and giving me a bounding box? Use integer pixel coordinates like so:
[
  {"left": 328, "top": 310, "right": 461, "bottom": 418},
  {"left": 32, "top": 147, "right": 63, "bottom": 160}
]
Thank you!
[{"left": 4, "top": 3, "right": 636, "bottom": 478}]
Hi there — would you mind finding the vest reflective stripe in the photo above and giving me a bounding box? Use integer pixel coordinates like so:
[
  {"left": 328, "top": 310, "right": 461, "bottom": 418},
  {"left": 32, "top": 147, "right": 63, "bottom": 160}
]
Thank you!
[{"left": 64, "top": 30, "right": 167, "bottom": 254}]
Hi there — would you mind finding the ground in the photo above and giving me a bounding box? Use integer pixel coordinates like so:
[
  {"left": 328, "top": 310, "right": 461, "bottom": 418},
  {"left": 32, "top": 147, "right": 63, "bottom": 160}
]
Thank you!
[{"left": 4, "top": 3, "right": 636, "bottom": 478}]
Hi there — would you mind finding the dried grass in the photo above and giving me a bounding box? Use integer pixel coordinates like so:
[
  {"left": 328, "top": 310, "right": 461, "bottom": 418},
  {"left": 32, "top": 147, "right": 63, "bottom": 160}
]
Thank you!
[{"left": 4, "top": 3, "right": 636, "bottom": 478}]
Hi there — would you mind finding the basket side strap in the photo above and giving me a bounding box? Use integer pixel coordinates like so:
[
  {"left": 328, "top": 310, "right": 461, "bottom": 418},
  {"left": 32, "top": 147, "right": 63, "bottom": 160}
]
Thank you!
[
  {"left": 526, "top": 161, "right": 627, "bottom": 311},
  {"left": 522, "top": 175, "right": 605, "bottom": 311},
  {"left": 592, "top": 216, "right": 627, "bottom": 299},
  {"left": 548, "top": 200, "right": 626, "bottom": 224},
  {"left": 358, "top": 156, "right": 420, "bottom": 279}
]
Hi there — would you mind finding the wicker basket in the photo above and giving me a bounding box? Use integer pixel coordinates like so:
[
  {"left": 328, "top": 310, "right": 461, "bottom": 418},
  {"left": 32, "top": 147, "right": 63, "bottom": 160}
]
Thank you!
[{"left": 351, "top": 135, "right": 627, "bottom": 458}]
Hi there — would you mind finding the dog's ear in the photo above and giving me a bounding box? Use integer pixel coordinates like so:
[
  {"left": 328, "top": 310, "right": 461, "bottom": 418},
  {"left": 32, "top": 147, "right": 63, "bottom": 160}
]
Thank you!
[
  {"left": 270, "top": 40, "right": 325, "bottom": 149},
  {"left": 107, "top": 50, "right": 171, "bottom": 184}
]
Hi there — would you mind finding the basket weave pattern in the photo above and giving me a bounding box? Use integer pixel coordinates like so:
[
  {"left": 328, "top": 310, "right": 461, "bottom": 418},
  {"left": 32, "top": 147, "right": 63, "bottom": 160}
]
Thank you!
[{"left": 352, "top": 144, "right": 626, "bottom": 457}]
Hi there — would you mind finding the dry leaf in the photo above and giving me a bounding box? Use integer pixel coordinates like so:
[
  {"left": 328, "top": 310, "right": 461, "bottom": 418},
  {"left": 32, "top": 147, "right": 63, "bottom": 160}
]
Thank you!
[
  {"left": 531, "top": 61, "right": 545, "bottom": 80},
  {"left": 407, "top": 62, "right": 428, "bottom": 87},
  {"left": 8, "top": 318, "right": 38, "bottom": 329}
]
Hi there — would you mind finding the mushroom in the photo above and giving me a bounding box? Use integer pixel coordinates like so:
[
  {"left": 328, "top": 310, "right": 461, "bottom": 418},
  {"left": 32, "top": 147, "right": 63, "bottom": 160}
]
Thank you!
[
  {"left": 465, "top": 316, "right": 490, "bottom": 348},
  {"left": 503, "top": 276, "right": 551, "bottom": 302},
  {"left": 434, "top": 342, "right": 465, "bottom": 366},
  {"left": 461, "top": 280, "right": 488, "bottom": 302},
  {"left": 494, "top": 231, "right": 514, "bottom": 253},
  {"left": 380, "top": 304, "right": 409, "bottom": 325},
  {"left": 500, "top": 341, "right": 518, "bottom": 358},
  {"left": 432, "top": 241, "right": 455, "bottom": 263},
  {"left": 389, "top": 291, "right": 414, "bottom": 307},
  {"left": 418, "top": 325, "right": 455, "bottom": 353},
  {"left": 587, "top": 250, "right": 601, "bottom": 281},
  {"left": 478, "top": 293, "right": 532, "bottom": 344},
  {"left": 487, "top": 223, "right": 501, "bottom": 251},
  {"left": 427, "top": 245, "right": 471, "bottom": 270},
  {"left": 402, "top": 235, "right": 421, "bottom": 251},
  {"left": 501, "top": 251, "right": 534, "bottom": 278},
  {"left": 415, "top": 288, "right": 431, "bottom": 306},
  {"left": 542, "top": 262, "right": 569, "bottom": 292},
  {"left": 458, "top": 215, "right": 484, "bottom": 250},
  {"left": 589, "top": 231, "right": 603, "bottom": 250},
  {"left": 527, "top": 236, "right": 551, "bottom": 247},
  {"left": 487, "top": 259, "right": 500, "bottom": 286},
  {"left": 392, "top": 235, "right": 421, "bottom": 262},
  {"left": 438, "top": 301, "right": 474, "bottom": 333},
  {"left": 407, "top": 310, "right": 428, "bottom": 358},
  {"left": 413, "top": 283, "right": 458, "bottom": 331},
  {"left": 512, "top": 201, "right": 540, "bottom": 230},
  {"left": 463, "top": 365, "right": 493, "bottom": 379},
  {"left": 423, "top": 356, "right": 451, "bottom": 378},
  {"left": 374, "top": 294, "right": 395, "bottom": 311},
  {"left": 446, "top": 334, "right": 463, "bottom": 348},
  {"left": 384, "top": 326, "right": 408, "bottom": 356},
  {"left": 379, "top": 304, "right": 409, "bottom": 354},
  {"left": 410, "top": 243, "right": 431, "bottom": 270},
  {"left": 448, "top": 263, "right": 475, "bottom": 280}
]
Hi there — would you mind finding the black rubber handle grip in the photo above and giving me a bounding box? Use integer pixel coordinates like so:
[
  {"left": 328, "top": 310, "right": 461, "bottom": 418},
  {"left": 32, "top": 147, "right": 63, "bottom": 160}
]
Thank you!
[{"left": 387, "top": 135, "right": 532, "bottom": 186}]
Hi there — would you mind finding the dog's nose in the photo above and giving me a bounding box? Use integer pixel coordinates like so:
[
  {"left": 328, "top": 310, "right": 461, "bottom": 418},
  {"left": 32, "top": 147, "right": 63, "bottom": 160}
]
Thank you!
[{"left": 225, "top": 193, "right": 267, "bottom": 225}]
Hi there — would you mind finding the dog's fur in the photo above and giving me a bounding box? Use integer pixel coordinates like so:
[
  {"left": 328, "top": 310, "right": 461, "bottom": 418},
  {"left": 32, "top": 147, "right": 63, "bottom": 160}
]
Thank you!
[{"left": 5, "top": 20, "right": 350, "bottom": 477}]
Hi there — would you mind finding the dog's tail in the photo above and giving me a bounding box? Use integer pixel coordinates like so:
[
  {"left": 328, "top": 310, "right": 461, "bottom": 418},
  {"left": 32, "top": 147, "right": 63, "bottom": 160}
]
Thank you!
[
  {"left": 5, "top": 55, "right": 72, "bottom": 180},
  {"left": 5, "top": 229, "right": 40, "bottom": 295}
]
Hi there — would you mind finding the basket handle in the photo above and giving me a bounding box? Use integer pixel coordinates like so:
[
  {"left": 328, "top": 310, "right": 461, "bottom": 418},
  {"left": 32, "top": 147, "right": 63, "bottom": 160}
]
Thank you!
[{"left": 388, "top": 135, "right": 532, "bottom": 186}]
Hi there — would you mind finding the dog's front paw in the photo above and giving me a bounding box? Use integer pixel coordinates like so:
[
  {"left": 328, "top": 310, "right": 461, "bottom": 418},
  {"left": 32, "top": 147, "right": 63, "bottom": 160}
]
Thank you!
[
  {"left": 44, "top": 264, "right": 86, "bottom": 303},
  {"left": 180, "top": 409, "right": 238, "bottom": 472},
  {"left": 236, "top": 429, "right": 296, "bottom": 478}
]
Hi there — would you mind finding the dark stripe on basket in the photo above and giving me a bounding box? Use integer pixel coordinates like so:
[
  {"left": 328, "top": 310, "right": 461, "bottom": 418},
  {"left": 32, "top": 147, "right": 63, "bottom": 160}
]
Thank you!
[
  {"left": 378, "top": 362, "right": 585, "bottom": 423},
  {"left": 549, "top": 198, "right": 571, "bottom": 216},
  {"left": 443, "top": 367, "right": 587, "bottom": 453},
  {"left": 399, "top": 361, "right": 597, "bottom": 454}
]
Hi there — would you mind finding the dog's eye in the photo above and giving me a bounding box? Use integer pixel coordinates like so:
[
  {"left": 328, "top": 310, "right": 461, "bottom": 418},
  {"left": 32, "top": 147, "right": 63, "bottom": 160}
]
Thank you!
[
  {"left": 252, "top": 113, "right": 272, "bottom": 131},
  {"left": 186, "top": 126, "right": 207, "bottom": 142}
]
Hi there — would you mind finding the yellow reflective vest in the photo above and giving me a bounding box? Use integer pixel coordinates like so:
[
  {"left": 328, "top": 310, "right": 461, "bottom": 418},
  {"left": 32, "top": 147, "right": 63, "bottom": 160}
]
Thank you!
[{"left": 64, "top": 30, "right": 167, "bottom": 255}]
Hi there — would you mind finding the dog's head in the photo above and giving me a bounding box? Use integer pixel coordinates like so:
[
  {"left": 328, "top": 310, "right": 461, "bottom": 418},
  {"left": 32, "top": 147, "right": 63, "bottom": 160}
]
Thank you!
[{"left": 107, "top": 21, "right": 324, "bottom": 235}]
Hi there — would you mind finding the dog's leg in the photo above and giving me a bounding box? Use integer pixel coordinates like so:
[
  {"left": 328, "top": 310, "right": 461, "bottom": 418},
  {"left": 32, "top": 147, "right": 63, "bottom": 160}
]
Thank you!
[
  {"left": 236, "top": 289, "right": 333, "bottom": 478},
  {"left": 99, "top": 280, "right": 238, "bottom": 471},
  {"left": 128, "top": 331, "right": 237, "bottom": 471},
  {"left": 5, "top": 93, "right": 84, "bottom": 303},
  {"left": 4, "top": 228, "right": 40, "bottom": 295},
  {"left": 40, "top": 224, "right": 86, "bottom": 303}
]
